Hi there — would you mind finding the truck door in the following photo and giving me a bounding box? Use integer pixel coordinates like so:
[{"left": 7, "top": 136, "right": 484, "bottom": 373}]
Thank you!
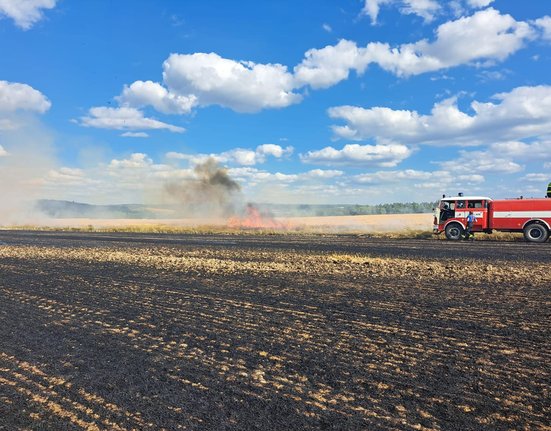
[{"left": 466, "top": 199, "right": 487, "bottom": 231}]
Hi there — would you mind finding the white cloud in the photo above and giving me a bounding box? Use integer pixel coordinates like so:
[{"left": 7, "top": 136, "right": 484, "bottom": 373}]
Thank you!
[
  {"left": 109, "top": 153, "right": 153, "bottom": 169},
  {"left": 45, "top": 167, "right": 100, "bottom": 186},
  {"left": 79, "top": 107, "right": 185, "bottom": 133},
  {"left": 162, "top": 53, "right": 302, "bottom": 112},
  {"left": 439, "top": 150, "right": 523, "bottom": 174},
  {"left": 121, "top": 131, "right": 149, "bottom": 138},
  {"left": 295, "top": 8, "right": 533, "bottom": 86},
  {"left": 167, "top": 144, "right": 293, "bottom": 167},
  {"left": 303, "top": 169, "right": 343, "bottom": 179},
  {"left": 0, "top": 80, "right": 51, "bottom": 113},
  {"left": 533, "top": 16, "right": 551, "bottom": 42},
  {"left": 107, "top": 153, "right": 194, "bottom": 185},
  {"left": 544, "top": 162, "right": 551, "bottom": 169},
  {"left": 466, "top": 0, "right": 494, "bottom": 8},
  {"left": 329, "top": 86, "right": 551, "bottom": 147},
  {"left": 228, "top": 167, "right": 342, "bottom": 184},
  {"left": 118, "top": 80, "right": 197, "bottom": 114},
  {"left": 294, "top": 40, "right": 366, "bottom": 89},
  {"left": 522, "top": 173, "right": 550, "bottom": 182},
  {"left": 322, "top": 23, "right": 332, "bottom": 33},
  {"left": 361, "top": 0, "right": 391, "bottom": 24},
  {"left": 229, "top": 167, "right": 298, "bottom": 184},
  {"left": 300, "top": 142, "right": 413, "bottom": 167},
  {"left": 362, "top": 0, "right": 440, "bottom": 24},
  {"left": 0, "top": 145, "right": 8, "bottom": 157},
  {"left": 0, "top": 0, "right": 56, "bottom": 30},
  {"left": 366, "top": 8, "right": 533, "bottom": 76},
  {"left": 353, "top": 169, "right": 485, "bottom": 187},
  {"left": 489, "top": 139, "right": 551, "bottom": 162},
  {"left": 256, "top": 144, "right": 294, "bottom": 159},
  {"left": 96, "top": 8, "right": 539, "bottom": 120}
]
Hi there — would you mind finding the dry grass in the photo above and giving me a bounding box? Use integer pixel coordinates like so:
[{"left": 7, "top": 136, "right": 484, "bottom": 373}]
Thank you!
[{"left": 1, "top": 213, "right": 432, "bottom": 234}]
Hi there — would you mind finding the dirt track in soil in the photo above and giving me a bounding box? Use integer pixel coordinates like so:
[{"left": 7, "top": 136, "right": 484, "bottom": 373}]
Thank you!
[{"left": 0, "top": 231, "right": 550, "bottom": 430}]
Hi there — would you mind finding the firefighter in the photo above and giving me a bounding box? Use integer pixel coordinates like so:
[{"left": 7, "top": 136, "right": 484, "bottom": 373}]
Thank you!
[{"left": 464, "top": 211, "right": 477, "bottom": 240}]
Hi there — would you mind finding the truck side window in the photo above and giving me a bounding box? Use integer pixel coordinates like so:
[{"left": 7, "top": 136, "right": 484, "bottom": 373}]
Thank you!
[
  {"left": 457, "top": 200, "right": 465, "bottom": 209},
  {"left": 468, "top": 200, "right": 483, "bottom": 209}
]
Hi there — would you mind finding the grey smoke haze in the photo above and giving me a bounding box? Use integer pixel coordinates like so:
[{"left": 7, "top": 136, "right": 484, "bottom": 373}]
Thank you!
[
  {"left": 164, "top": 158, "right": 243, "bottom": 217},
  {"left": 0, "top": 118, "right": 57, "bottom": 225}
]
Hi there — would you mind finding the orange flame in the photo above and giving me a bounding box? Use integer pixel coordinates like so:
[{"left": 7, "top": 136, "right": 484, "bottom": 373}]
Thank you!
[{"left": 227, "top": 204, "right": 288, "bottom": 230}]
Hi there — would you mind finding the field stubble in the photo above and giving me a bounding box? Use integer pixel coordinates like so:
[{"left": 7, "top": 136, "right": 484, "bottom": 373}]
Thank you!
[{"left": 0, "top": 232, "right": 550, "bottom": 430}]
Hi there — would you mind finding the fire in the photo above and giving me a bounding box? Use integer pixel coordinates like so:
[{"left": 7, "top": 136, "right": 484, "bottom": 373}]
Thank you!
[{"left": 227, "top": 204, "right": 287, "bottom": 230}]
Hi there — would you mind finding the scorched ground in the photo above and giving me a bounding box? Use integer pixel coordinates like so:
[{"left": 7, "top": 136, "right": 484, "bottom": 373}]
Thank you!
[{"left": 0, "top": 231, "right": 549, "bottom": 430}]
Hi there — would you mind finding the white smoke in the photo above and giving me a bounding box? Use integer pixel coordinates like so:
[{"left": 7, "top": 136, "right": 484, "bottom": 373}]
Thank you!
[{"left": 0, "top": 116, "right": 57, "bottom": 225}]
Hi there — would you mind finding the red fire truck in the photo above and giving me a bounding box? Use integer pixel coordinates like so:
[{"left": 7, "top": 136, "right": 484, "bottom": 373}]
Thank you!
[{"left": 433, "top": 191, "right": 551, "bottom": 243}]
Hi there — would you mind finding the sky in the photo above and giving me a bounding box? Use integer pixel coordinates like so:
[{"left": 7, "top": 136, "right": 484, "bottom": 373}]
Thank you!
[{"left": 1, "top": 0, "right": 551, "bottom": 206}]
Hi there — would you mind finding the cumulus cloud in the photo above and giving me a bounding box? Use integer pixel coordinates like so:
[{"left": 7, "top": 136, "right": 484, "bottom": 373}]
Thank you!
[
  {"left": 44, "top": 167, "right": 101, "bottom": 187},
  {"left": 106, "top": 153, "right": 194, "bottom": 191},
  {"left": 362, "top": 0, "right": 440, "bottom": 24},
  {"left": 434, "top": 139, "right": 551, "bottom": 182},
  {"left": 533, "top": 16, "right": 551, "bottom": 42},
  {"left": 162, "top": 53, "right": 302, "bottom": 112},
  {"left": 0, "top": 80, "right": 51, "bottom": 113},
  {"left": 522, "top": 173, "right": 550, "bottom": 182},
  {"left": 354, "top": 169, "right": 485, "bottom": 187},
  {"left": 439, "top": 150, "right": 523, "bottom": 174},
  {"left": 466, "top": 0, "right": 494, "bottom": 8},
  {"left": 366, "top": 8, "right": 533, "bottom": 76},
  {"left": 118, "top": 80, "right": 197, "bottom": 114},
  {"left": 300, "top": 142, "right": 413, "bottom": 167},
  {"left": 91, "top": 7, "right": 541, "bottom": 121},
  {"left": 329, "top": 85, "right": 551, "bottom": 147},
  {"left": 167, "top": 144, "right": 293, "bottom": 167},
  {"left": 489, "top": 139, "right": 551, "bottom": 162},
  {"left": 295, "top": 8, "right": 533, "bottom": 86},
  {"left": 79, "top": 107, "right": 185, "bottom": 133},
  {"left": 0, "top": 80, "right": 51, "bottom": 130},
  {"left": 121, "top": 131, "right": 149, "bottom": 138},
  {"left": 0, "top": 0, "right": 56, "bottom": 29},
  {"left": 0, "top": 145, "right": 8, "bottom": 157},
  {"left": 228, "top": 167, "right": 342, "bottom": 184},
  {"left": 109, "top": 153, "right": 153, "bottom": 169},
  {"left": 294, "top": 40, "right": 366, "bottom": 89},
  {"left": 39, "top": 151, "right": 347, "bottom": 205}
]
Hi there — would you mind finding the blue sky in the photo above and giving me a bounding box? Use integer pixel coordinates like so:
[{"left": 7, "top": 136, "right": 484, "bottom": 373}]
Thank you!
[{"left": 1, "top": 0, "right": 551, "bottom": 206}]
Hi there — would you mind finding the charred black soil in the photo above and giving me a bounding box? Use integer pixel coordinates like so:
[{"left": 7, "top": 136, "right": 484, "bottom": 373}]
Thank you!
[{"left": 0, "top": 231, "right": 550, "bottom": 430}]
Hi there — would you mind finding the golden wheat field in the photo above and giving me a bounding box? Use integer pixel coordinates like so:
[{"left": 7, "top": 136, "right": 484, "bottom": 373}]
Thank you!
[{"left": 0, "top": 230, "right": 549, "bottom": 430}]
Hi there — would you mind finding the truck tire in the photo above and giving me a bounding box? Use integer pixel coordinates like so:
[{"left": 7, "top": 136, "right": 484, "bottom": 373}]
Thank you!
[
  {"left": 523, "top": 223, "right": 549, "bottom": 243},
  {"left": 445, "top": 223, "right": 463, "bottom": 240}
]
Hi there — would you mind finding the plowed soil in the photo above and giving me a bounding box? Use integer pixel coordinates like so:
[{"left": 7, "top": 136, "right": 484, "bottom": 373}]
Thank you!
[{"left": 0, "top": 231, "right": 550, "bottom": 430}]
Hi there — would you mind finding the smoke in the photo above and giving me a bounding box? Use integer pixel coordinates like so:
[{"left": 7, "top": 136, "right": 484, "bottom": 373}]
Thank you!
[
  {"left": 0, "top": 117, "right": 57, "bottom": 225},
  {"left": 164, "top": 158, "right": 243, "bottom": 217}
]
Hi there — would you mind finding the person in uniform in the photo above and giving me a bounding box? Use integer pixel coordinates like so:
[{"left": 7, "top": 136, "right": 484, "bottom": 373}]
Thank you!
[{"left": 464, "top": 211, "right": 477, "bottom": 240}]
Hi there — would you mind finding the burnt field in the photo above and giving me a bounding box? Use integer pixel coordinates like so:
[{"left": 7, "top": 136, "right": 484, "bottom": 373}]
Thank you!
[{"left": 0, "top": 231, "right": 550, "bottom": 430}]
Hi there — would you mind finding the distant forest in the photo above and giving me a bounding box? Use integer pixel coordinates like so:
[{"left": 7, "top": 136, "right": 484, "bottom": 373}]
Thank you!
[
  {"left": 263, "top": 202, "right": 436, "bottom": 217},
  {"left": 36, "top": 199, "right": 436, "bottom": 219}
]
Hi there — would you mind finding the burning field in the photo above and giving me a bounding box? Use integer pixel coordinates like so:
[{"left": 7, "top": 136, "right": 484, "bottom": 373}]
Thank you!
[{"left": 0, "top": 231, "right": 550, "bottom": 430}]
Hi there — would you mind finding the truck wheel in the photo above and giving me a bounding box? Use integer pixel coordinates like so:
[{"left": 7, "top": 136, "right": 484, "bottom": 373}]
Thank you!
[
  {"left": 445, "top": 223, "right": 463, "bottom": 240},
  {"left": 523, "top": 223, "right": 549, "bottom": 243}
]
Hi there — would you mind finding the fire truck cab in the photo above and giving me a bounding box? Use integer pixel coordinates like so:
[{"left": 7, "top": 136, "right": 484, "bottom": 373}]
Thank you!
[{"left": 433, "top": 195, "right": 492, "bottom": 240}]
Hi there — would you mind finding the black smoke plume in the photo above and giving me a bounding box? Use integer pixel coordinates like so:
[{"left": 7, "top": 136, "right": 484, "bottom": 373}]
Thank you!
[{"left": 164, "top": 158, "right": 242, "bottom": 217}]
